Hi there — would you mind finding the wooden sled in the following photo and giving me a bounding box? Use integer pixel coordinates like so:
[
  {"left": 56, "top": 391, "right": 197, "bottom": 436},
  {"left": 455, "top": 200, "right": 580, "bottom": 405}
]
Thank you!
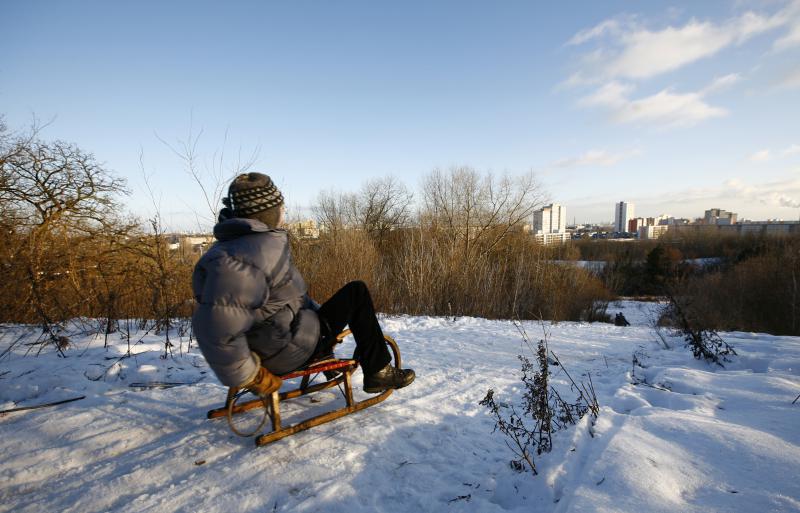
[{"left": 206, "top": 330, "right": 401, "bottom": 447}]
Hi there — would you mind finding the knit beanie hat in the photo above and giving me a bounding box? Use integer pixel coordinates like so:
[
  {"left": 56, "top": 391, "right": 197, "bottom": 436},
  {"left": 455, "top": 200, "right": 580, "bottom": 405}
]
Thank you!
[{"left": 222, "top": 173, "right": 284, "bottom": 218}]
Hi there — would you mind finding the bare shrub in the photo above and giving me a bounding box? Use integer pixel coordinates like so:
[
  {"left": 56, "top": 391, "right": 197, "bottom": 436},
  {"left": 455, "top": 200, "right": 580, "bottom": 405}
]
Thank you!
[
  {"left": 420, "top": 166, "right": 544, "bottom": 259},
  {"left": 291, "top": 229, "right": 381, "bottom": 305},
  {"left": 355, "top": 176, "right": 413, "bottom": 244},
  {"left": 480, "top": 330, "right": 599, "bottom": 475},
  {"left": 300, "top": 166, "right": 609, "bottom": 321},
  {"left": 313, "top": 176, "right": 413, "bottom": 246},
  {"left": 119, "top": 221, "right": 195, "bottom": 355},
  {"left": 0, "top": 119, "right": 197, "bottom": 352},
  {"left": 0, "top": 120, "right": 133, "bottom": 348},
  {"left": 312, "top": 189, "right": 357, "bottom": 235},
  {"left": 662, "top": 294, "right": 737, "bottom": 366},
  {"left": 668, "top": 236, "right": 800, "bottom": 336}
]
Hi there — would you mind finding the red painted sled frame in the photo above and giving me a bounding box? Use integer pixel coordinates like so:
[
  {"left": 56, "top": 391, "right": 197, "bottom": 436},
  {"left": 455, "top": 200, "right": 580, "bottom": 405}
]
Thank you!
[{"left": 206, "top": 330, "right": 402, "bottom": 447}]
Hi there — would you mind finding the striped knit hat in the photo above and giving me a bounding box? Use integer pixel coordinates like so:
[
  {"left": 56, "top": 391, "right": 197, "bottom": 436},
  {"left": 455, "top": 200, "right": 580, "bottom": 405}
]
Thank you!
[{"left": 224, "top": 173, "right": 284, "bottom": 218}]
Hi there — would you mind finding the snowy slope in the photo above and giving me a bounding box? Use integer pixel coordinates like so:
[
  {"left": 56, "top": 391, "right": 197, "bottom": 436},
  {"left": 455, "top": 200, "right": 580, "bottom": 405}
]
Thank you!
[{"left": 1, "top": 307, "right": 799, "bottom": 513}]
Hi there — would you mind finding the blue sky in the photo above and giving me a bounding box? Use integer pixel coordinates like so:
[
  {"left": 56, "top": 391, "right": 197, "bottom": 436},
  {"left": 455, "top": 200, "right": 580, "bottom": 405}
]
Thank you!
[{"left": 2, "top": 0, "right": 799, "bottom": 230}]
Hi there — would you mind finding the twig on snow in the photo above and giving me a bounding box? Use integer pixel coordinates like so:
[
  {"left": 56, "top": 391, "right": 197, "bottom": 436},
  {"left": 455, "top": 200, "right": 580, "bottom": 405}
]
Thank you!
[
  {"left": 448, "top": 494, "right": 471, "bottom": 504},
  {"left": 128, "top": 381, "right": 198, "bottom": 389},
  {"left": 0, "top": 395, "right": 85, "bottom": 415}
]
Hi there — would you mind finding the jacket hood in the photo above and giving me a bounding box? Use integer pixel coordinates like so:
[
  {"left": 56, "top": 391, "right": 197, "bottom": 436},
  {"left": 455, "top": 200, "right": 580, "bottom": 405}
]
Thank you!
[{"left": 213, "top": 217, "right": 284, "bottom": 242}]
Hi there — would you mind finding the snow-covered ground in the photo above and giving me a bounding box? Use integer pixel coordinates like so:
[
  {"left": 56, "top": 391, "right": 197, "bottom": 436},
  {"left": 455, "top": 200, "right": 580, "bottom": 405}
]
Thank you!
[{"left": 1, "top": 305, "right": 799, "bottom": 513}]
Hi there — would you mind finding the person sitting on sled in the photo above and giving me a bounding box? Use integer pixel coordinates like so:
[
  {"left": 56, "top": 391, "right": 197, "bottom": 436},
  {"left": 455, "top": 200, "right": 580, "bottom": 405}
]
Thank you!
[{"left": 191, "top": 172, "right": 415, "bottom": 398}]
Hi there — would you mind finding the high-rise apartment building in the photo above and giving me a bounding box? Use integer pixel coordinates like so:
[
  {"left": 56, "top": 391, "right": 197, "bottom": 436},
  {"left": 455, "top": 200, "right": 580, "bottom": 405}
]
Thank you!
[
  {"left": 704, "top": 208, "right": 738, "bottom": 225},
  {"left": 614, "top": 202, "right": 635, "bottom": 232},
  {"left": 533, "top": 203, "right": 566, "bottom": 234},
  {"left": 533, "top": 203, "right": 568, "bottom": 244}
]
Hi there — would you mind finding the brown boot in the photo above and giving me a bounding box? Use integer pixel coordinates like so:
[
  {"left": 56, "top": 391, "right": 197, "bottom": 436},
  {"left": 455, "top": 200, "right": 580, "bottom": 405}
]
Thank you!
[
  {"left": 363, "top": 364, "right": 415, "bottom": 393},
  {"left": 244, "top": 366, "right": 282, "bottom": 397}
]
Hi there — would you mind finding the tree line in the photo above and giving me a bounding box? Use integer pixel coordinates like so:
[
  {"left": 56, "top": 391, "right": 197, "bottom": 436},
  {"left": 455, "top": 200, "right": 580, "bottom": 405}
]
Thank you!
[
  {"left": 0, "top": 118, "right": 611, "bottom": 347},
  {"left": 2, "top": 117, "right": 797, "bottom": 346}
]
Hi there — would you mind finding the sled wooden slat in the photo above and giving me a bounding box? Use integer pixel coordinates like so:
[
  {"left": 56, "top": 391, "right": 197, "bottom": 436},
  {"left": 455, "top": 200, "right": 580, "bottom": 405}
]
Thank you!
[
  {"left": 343, "top": 371, "right": 354, "bottom": 407},
  {"left": 255, "top": 386, "right": 392, "bottom": 446},
  {"left": 206, "top": 369, "right": 350, "bottom": 419},
  {"left": 269, "top": 391, "right": 281, "bottom": 432}
]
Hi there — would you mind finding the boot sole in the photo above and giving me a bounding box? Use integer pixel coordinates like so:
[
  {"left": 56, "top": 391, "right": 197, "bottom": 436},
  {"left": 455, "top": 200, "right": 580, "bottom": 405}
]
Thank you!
[{"left": 363, "top": 374, "right": 415, "bottom": 394}]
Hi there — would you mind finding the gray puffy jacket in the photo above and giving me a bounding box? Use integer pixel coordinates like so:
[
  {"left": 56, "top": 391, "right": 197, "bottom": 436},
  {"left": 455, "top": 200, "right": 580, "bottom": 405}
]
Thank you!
[{"left": 191, "top": 218, "right": 320, "bottom": 387}]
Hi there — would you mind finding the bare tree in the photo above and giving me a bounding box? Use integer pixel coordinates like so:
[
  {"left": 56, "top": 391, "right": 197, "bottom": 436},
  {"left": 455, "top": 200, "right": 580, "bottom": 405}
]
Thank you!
[
  {"left": 358, "top": 176, "right": 413, "bottom": 241},
  {"left": 0, "top": 130, "right": 127, "bottom": 232},
  {"left": 0, "top": 117, "right": 20, "bottom": 223},
  {"left": 312, "top": 189, "right": 358, "bottom": 234},
  {"left": 156, "top": 119, "right": 259, "bottom": 231},
  {"left": 313, "top": 176, "right": 413, "bottom": 240},
  {"left": 421, "top": 166, "right": 545, "bottom": 258},
  {"left": 0, "top": 118, "right": 131, "bottom": 347}
]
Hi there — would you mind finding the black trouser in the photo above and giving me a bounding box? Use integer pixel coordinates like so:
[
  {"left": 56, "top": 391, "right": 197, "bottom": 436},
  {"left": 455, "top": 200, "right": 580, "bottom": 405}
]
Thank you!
[{"left": 317, "top": 281, "right": 391, "bottom": 375}]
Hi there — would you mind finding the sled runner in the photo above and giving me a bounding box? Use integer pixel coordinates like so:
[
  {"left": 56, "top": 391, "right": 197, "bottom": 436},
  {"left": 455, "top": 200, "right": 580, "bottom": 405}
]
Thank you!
[{"left": 206, "top": 329, "right": 401, "bottom": 447}]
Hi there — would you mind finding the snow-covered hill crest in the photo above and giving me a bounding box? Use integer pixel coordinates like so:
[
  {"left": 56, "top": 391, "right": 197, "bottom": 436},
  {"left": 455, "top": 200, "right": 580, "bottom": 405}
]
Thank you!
[{"left": 1, "top": 303, "right": 799, "bottom": 512}]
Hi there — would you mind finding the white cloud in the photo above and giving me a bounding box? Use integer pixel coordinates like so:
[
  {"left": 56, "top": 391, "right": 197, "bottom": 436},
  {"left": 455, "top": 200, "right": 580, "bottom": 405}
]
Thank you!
[
  {"left": 618, "top": 90, "right": 727, "bottom": 126},
  {"left": 773, "top": 0, "right": 800, "bottom": 50},
  {"left": 608, "top": 20, "right": 738, "bottom": 80},
  {"left": 749, "top": 149, "right": 772, "bottom": 162},
  {"left": 747, "top": 144, "right": 800, "bottom": 161},
  {"left": 700, "top": 73, "right": 741, "bottom": 94},
  {"left": 579, "top": 81, "right": 634, "bottom": 109},
  {"left": 552, "top": 148, "right": 642, "bottom": 168},
  {"left": 778, "top": 195, "right": 800, "bottom": 208},
  {"left": 774, "top": 23, "right": 800, "bottom": 49},
  {"left": 567, "top": 5, "right": 795, "bottom": 81},
  {"left": 564, "top": 175, "right": 800, "bottom": 221},
  {"left": 725, "top": 178, "right": 756, "bottom": 196},
  {"left": 579, "top": 78, "right": 730, "bottom": 127},
  {"left": 775, "top": 67, "right": 800, "bottom": 89},
  {"left": 567, "top": 19, "right": 623, "bottom": 46},
  {"left": 724, "top": 177, "right": 800, "bottom": 208}
]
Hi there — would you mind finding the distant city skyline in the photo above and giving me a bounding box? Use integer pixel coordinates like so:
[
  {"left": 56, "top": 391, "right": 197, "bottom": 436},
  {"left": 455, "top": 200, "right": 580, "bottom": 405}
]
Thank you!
[{"left": 2, "top": 1, "right": 799, "bottom": 231}]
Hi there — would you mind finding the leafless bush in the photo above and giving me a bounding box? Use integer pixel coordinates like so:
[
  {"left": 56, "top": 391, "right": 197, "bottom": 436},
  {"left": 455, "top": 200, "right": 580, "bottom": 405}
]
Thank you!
[
  {"left": 480, "top": 330, "right": 599, "bottom": 475},
  {"left": 420, "top": 166, "right": 544, "bottom": 259},
  {"left": 0, "top": 119, "right": 134, "bottom": 350},
  {"left": 313, "top": 176, "right": 413, "bottom": 245},
  {"left": 291, "top": 229, "right": 381, "bottom": 305},
  {"left": 301, "top": 168, "right": 607, "bottom": 321},
  {"left": 661, "top": 294, "right": 736, "bottom": 366},
  {"left": 0, "top": 119, "right": 197, "bottom": 354},
  {"left": 662, "top": 236, "right": 800, "bottom": 336},
  {"left": 290, "top": 226, "right": 610, "bottom": 321}
]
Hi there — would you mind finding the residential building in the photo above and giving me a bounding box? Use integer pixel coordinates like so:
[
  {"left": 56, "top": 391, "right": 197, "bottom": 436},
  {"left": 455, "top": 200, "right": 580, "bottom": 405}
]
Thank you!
[
  {"left": 613, "top": 201, "right": 635, "bottom": 233},
  {"left": 663, "top": 216, "right": 690, "bottom": 226},
  {"left": 533, "top": 203, "right": 566, "bottom": 235},
  {"left": 533, "top": 203, "right": 568, "bottom": 245},
  {"left": 534, "top": 232, "right": 570, "bottom": 245},
  {"left": 638, "top": 225, "right": 670, "bottom": 240},
  {"left": 628, "top": 217, "right": 646, "bottom": 232},
  {"left": 704, "top": 208, "right": 738, "bottom": 225},
  {"left": 647, "top": 214, "right": 671, "bottom": 226},
  {"left": 286, "top": 219, "right": 320, "bottom": 239},
  {"left": 673, "top": 221, "right": 800, "bottom": 237},
  {"left": 167, "top": 234, "right": 214, "bottom": 250}
]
